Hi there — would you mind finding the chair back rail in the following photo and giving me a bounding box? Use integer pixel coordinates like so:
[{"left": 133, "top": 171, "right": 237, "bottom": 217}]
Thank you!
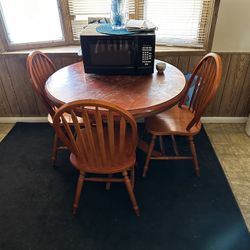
[
  {"left": 53, "top": 100, "right": 137, "bottom": 171},
  {"left": 179, "top": 53, "right": 222, "bottom": 130},
  {"left": 26, "top": 51, "right": 56, "bottom": 117}
]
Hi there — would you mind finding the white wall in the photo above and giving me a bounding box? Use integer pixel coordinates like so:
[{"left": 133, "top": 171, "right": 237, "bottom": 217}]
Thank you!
[{"left": 212, "top": 0, "right": 250, "bottom": 52}]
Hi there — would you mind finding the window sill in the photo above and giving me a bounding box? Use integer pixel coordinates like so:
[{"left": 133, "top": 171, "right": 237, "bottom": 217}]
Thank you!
[
  {"left": 0, "top": 46, "right": 81, "bottom": 55},
  {"left": 155, "top": 45, "right": 206, "bottom": 56},
  {"left": 0, "top": 45, "right": 206, "bottom": 56}
]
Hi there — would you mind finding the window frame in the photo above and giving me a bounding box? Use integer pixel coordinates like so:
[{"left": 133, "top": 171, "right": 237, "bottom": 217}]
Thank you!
[
  {"left": 202, "top": 0, "right": 220, "bottom": 51},
  {"left": 0, "top": 0, "right": 220, "bottom": 52}
]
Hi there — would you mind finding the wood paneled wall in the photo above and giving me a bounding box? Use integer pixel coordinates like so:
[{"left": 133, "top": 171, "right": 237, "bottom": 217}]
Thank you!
[
  {"left": 0, "top": 52, "right": 249, "bottom": 117},
  {"left": 0, "top": 53, "right": 81, "bottom": 116}
]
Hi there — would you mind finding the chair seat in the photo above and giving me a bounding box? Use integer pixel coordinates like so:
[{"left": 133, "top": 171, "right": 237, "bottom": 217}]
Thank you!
[
  {"left": 70, "top": 126, "right": 136, "bottom": 174},
  {"left": 145, "top": 105, "right": 201, "bottom": 136}
]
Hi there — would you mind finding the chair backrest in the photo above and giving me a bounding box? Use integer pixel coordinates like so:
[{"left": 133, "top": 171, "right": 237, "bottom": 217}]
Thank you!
[
  {"left": 53, "top": 100, "right": 138, "bottom": 170},
  {"left": 26, "top": 51, "right": 56, "bottom": 117},
  {"left": 179, "top": 53, "right": 222, "bottom": 130}
]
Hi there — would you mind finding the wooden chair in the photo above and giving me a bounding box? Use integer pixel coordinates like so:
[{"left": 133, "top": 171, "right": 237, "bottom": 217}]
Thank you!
[
  {"left": 26, "top": 51, "right": 73, "bottom": 165},
  {"left": 53, "top": 99, "right": 140, "bottom": 216},
  {"left": 143, "top": 53, "right": 222, "bottom": 177}
]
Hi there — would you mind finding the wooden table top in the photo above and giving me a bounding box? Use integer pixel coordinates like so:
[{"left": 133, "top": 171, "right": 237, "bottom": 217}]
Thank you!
[{"left": 45, "top": 60, "right": 186, "bottom": 119}]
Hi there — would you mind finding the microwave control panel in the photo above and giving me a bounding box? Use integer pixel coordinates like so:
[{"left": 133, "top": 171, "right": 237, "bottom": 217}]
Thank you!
[
  {"left": 138, "top": 34, "right": 155, "bottom": 70},
  {"left": 141, "top": 45, "right": 153, "bottom": 66}
]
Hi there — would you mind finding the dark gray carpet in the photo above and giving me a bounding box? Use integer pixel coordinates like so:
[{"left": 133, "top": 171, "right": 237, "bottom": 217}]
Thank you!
[{"left": 0, "top": 123, "right": 249, "bottom": 250}]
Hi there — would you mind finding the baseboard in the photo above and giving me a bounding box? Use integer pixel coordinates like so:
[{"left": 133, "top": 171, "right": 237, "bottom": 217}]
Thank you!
[
  {"left": 201, "top": 117, "right": 248, "bottom": 123},
  {"left": 0, "top": 116, "right": 248, "bottom": 123},
  {"left": 0, "top": 117, "right": 48, "bottom": 123}
]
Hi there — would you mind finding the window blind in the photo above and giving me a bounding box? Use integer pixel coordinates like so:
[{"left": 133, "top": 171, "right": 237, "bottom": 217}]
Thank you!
[
  {"left": 142, "top": 0, "right": 213, "bottom": 48},
  {"left": 68, "top": 0, "right": 135, "bottom": 40},
  {"left": 68, "top": 0, "right": 213, "bottom": 48}
]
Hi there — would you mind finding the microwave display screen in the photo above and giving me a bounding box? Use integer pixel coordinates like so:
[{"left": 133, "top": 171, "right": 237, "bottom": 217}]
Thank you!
[{"left": 90, "top": 39, "right": 134, "bottom": 66}]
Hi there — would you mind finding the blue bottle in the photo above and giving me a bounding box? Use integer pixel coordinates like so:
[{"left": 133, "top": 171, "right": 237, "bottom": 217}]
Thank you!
[{"left": 111, "top": 0, "right": 127, "bottom": 30}]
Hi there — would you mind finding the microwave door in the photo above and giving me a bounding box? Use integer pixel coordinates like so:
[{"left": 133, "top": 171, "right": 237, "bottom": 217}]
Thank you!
[{"left": 90, "top": 38, "right": 134, "bottom": 66}]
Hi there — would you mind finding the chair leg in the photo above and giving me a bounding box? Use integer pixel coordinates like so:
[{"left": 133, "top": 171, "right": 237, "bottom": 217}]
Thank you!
[
  {"left": 106, "top": 174, "right": 112, "bottom": 190},
  {"left": 143, "top": 135, "right": 157, "bottom": 177},
  {"left": 73, "top": 172, "right": 85, "bottom": 215},
  {"left": 123, "top": 171, "right": 140, "bottom": 216},
  {"left": 188, "top": 136, "right": 200, "bottom": 176},
  {"left": 159, "top": 136, "right": 166, "bottom": 155},
  {"left": 130, "top": 166, "right": 135, "bottom": 190},
  {"left": 171, "top": 135, "right": 179, "bottom": 156},
  {"left": 52, "top": 133, "right": 58, "bottom": 166}
]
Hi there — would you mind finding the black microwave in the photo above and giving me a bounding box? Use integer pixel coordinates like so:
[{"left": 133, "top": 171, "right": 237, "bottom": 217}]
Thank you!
[{"left": 80, "top": 24, "right": 155, "bottom": 75}]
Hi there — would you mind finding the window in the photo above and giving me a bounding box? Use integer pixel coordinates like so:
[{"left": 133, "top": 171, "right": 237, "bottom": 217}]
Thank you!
[
  {"left": 0, "top": 0, "right": 218, "bottom": 51},
  {"left": 143, "top": 0, "right": 213, "bottom": 48},
  {"left": 0, "top": 0, "right": 64, "bottom": 48},
  {"left": 68, "top": 0, "right": 216, "bottom": 49}
]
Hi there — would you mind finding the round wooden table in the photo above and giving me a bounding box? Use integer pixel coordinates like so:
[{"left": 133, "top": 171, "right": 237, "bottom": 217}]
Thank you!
[{"left": 45, "top": 60, "right": 186, "bottom": 119}]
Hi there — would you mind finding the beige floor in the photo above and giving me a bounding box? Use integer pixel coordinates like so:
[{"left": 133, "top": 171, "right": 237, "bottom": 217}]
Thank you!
[
  {"left": 204, "top": 123, "right": 250, "bottom": 232},
  {"left": 0, "top": 123, "right": 249, "bottom": 231},
  {"left": 0, "top": 123, "right": 14, "bottom": 142}
]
